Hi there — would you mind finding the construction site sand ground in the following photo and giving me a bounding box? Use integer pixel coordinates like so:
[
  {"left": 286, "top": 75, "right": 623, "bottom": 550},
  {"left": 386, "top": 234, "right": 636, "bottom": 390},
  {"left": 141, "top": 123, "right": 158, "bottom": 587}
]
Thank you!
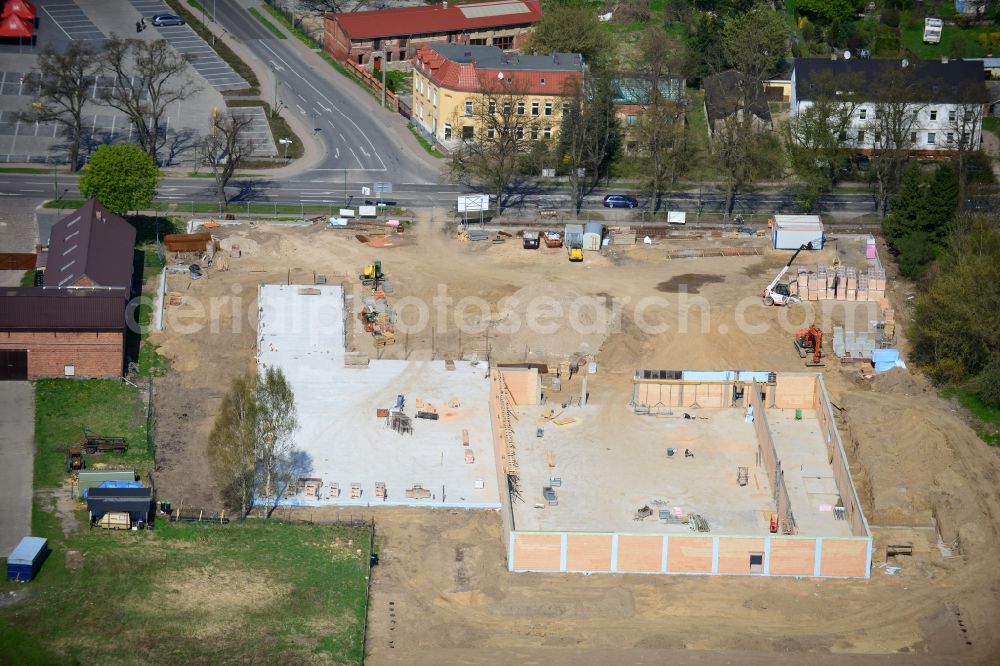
[
  {"left": 147, "top": 213, "right": 1000, "bottom": 664},
  {"left": 512, "top": 403, "right": 850, "bottom": 538}
]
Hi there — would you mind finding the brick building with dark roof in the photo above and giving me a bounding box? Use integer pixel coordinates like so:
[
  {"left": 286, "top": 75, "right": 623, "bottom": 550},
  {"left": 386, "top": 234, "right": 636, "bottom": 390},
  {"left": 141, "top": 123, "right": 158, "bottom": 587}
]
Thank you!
[
  {"left": 324, "top": 0, "right": 541, "bottom": 71},
  {"left": 0, "top": 199, "right": 135, "bottom": 380}
]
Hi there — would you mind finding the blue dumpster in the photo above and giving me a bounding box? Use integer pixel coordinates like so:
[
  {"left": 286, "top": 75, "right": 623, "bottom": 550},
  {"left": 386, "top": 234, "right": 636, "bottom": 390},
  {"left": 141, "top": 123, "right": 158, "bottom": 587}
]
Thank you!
[{"left": 7, "top": 536, "right": 48, "bottom": 582}]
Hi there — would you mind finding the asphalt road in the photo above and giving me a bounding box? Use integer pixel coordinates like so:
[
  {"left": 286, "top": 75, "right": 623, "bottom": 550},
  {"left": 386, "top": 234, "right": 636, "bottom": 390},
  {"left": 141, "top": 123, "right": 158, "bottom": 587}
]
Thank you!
[
  {"left": 213, "top": 0, "right": 431, "bottom": 182},
  {"left": 0, "top": 171, "right": 880, "bottom": 215}
]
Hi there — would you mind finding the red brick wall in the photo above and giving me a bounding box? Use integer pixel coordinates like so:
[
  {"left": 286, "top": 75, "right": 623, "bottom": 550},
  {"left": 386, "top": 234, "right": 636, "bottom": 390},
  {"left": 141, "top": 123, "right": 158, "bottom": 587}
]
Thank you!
[
  {"left": 565, "top": 534, "right": 611, "bottom": 572},
  {"left": 769, "top": 537, "right": 816, "bottom": 576},
  {"left": 0, "top": 330, "right": 124, "bottom": 378},
  {"left": 512, "top": 533, "right": 561, "bottom": 571},
  {"left": 667, "top": 535, "right": 713, "bottom": 573},
  {"left": 820, "top": 539, "right": 869, "bottom": 578},
  {"left": 616, "top": 535, "right": 662, "bottom": 573}
]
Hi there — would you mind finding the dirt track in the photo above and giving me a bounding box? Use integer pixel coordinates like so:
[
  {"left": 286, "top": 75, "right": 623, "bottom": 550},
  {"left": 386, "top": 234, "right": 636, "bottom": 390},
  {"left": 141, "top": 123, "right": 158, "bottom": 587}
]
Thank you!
[{"left": 148, "top": 213, "right": 1000, "bottom": 664}]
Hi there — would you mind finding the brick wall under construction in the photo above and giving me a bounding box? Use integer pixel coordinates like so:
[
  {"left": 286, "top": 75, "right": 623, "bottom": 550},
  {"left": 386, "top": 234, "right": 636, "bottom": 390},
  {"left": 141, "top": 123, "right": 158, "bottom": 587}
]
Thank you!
[{"left": 508, "top": 530, "right": 871, "bottom": 578}]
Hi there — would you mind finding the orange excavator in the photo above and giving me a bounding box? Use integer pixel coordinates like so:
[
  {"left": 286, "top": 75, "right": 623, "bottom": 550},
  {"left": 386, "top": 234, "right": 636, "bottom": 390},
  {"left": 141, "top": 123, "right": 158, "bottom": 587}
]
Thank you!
[{"left": 794, "top": 325, "right": 824, "bottom": 367}]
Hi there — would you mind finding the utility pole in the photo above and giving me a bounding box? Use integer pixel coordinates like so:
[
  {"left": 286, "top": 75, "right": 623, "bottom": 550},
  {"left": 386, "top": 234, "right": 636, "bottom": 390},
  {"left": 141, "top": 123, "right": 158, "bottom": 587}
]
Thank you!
[{"left": 382, "top": 66, "right": 387, "bottom": 109}]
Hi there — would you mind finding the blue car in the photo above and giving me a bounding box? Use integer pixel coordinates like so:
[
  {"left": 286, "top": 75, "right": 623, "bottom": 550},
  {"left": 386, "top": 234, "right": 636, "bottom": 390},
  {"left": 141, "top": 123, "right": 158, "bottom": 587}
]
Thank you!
[
  {"left": 152, "top": 14, "right": 185, "bottom": 27},
  {"left": 603, "top": 194, "right": 638, "bottom": 208}
]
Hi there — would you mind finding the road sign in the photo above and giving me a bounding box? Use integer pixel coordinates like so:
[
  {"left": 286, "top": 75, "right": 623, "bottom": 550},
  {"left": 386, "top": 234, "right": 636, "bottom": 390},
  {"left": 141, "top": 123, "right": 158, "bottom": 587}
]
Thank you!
[{"left": 373, "top": 182, "right": 393, "bottom": 194}]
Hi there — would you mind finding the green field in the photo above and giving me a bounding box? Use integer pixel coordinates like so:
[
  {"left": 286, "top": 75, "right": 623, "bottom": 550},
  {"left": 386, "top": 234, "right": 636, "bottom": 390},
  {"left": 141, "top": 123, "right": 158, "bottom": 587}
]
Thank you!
[
  {"left": 901, "top": 17, "right": 995, "bottom": 58},
  {"left": 1, "top": 379, "right": 370, "bottom": 665},
  {"left": 944, "top": 387, "right": 1000, "bottom": 446}
]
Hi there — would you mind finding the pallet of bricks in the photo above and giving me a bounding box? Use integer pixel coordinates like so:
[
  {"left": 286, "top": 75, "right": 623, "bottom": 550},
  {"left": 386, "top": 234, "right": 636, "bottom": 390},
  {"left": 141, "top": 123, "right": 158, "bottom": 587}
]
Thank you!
[{"left": 792, "top": 265, "right": 886, "bottom": 301}]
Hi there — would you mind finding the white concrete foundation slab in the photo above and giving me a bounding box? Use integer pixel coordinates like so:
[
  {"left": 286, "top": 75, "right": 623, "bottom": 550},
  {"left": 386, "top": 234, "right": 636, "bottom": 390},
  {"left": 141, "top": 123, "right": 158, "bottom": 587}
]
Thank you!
[{"left": 257, "top": 284, "right": 500, "bottom": 509}]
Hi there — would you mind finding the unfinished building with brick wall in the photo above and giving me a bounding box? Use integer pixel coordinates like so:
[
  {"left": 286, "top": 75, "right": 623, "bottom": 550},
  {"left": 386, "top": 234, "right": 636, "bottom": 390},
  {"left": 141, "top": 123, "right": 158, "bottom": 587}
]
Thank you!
[{"left": 492, "top": 369, "right": 872, "bottom": 579}]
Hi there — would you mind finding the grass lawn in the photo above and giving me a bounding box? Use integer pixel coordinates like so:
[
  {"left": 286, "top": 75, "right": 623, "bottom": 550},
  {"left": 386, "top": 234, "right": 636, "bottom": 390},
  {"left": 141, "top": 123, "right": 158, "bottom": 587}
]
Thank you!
[
  {"left": 901, "top": 18, "right": 996, "bottom": 58},
  {"left": 249, "top": 7, "right": 287, "bottom": 39},
  {"left": 1, "top": 378, "right": 371, "bottom": 665},
  {"left": 0, "top": 520, "right": 370, "bottom": 665},
  {"left": 983, "top": 116, "right": 1000, "bottom": 136},
  {"left": 944, "top": 387, "right": 1000, "bottom": 446},
  {"left": 33, "top": 379, "right": 152, "bottom": 491}
]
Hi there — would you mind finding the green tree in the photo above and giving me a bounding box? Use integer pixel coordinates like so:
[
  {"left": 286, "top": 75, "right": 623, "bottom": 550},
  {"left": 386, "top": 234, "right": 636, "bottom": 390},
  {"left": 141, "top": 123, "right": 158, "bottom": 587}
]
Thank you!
[
  {"left": 911, "top": 218, "right": 1000, "bottom": 388},
  {"left": 795, "top": 0, "right": 864, "bottom": 23},
  {"left": 209, "top": 373, "right": 259, "bottom": 518},
  {"left": 525, "top": 3, "right": 610, "bottom": 65},
  {"left": 78, "top": 144, "right": 160, "bottom": 215},
  {"left": 883, "top": 163, "right": 959, "bottom": 277},
  {"left": 683, "top": 12, "right": 726, "bottom": 82},
  {"left": 208, "top": 367, "right": 300, "bottom": 519},
  {"left": 722, "top": 5, "right": 789, "bottom": 117}
]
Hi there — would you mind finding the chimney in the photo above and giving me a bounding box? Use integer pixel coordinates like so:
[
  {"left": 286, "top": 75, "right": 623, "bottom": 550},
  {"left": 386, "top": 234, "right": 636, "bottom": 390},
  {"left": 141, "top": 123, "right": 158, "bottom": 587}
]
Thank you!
[{"left": 941, "top": 55, "right": 949, "bottom": 64}]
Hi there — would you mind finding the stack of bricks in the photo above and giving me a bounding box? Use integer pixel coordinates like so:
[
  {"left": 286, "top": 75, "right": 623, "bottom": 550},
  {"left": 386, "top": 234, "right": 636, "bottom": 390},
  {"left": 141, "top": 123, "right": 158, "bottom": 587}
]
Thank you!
[
  {"left": 791, "top": 265, "right": 888, "bottom": 302},
  {"left": 882, "top": 306, "right": 895, "bottom": 339}
]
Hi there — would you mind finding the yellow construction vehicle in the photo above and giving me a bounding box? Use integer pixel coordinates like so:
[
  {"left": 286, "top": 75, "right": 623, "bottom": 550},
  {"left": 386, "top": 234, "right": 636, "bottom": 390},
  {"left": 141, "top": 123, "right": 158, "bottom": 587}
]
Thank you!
[
  {"left": 568, "top": 242, "right": 584, "bottom": 262},
  {"left": 360, "top": 260, "right": 384, "bottom": 287}
]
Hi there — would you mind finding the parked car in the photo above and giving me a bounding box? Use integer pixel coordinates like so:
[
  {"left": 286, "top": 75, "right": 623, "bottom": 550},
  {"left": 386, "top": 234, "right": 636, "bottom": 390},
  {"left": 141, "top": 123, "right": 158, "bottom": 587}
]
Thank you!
[
  {"left": 151, "top": 14, "right": 185, "bottom": 26},
  {"left": 603, "top": 194, "right": 638, "bottom": 208}
]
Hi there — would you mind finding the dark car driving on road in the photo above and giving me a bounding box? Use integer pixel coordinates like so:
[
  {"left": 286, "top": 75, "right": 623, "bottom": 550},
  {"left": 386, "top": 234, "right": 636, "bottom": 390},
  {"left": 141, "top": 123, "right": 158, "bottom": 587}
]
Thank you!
[
  {"left": 151, "top": 14, "right": 185, "bottom": 27},
  {"left": 603, "top": 194, "right": 638, "bottom": 208}
]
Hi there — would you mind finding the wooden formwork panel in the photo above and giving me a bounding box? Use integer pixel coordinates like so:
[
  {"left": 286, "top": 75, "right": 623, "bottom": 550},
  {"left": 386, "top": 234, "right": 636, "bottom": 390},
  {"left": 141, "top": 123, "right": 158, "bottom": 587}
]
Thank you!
[
  {"left": 716, "top": 537, "right": 766, "bottom": 575},
  {"left": 769, "top": 538, "right": 817, "bottom": 576},
  {"left": 666, "top": 535, "right": 713, "bottom": 573},
  {"left": 565, "top": 534, "right": 613, "bottom": 572},
  {"left": 512, "top": 533, "right": 562, "bottom": 571},
  {"left": 774, "top": 374, "right": 817, "bottom": 409},
  {"left": 616, "top": 535, "right": 663, "bottom": 573},
  {"left": 820, "top": 539, "right": 870, "bottom": 578}
]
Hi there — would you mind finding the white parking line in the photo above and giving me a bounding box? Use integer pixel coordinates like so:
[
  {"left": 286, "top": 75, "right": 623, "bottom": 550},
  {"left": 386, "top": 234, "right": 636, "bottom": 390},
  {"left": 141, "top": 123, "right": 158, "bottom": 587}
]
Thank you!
[{"left": 42, "top": 6, "right": 74, "bottom": 39}]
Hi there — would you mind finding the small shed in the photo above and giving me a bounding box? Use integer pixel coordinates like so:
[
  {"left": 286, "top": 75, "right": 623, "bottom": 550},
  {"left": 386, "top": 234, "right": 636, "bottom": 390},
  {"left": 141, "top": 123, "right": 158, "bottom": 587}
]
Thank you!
[
  {"left": 565, "top": 223, "right": 584, "bottom": 247},
  {"left": 582, "top": 223, "right": 605, "bottom": 251},
  {"left": 86, "top": 487, "right": 154, "bottom": 527},
  {"left": 78, "top": 469, "right": 136, "bottom": 498},
  {"left": 7, "top": 536, "right": 48, "bottom": 582},
  {"left": 771, "top": 215, "right": 824, "bottom": 250}
]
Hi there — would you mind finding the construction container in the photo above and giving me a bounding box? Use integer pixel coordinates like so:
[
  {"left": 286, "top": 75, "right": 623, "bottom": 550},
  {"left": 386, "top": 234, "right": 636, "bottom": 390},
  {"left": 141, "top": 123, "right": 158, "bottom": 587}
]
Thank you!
[
  {"left": 522, "top": 231, "right": 540, "bottom": 249},
  {"left": 7, "top": 536, "right": 48, "bottom": 582},
  {"left": 163, "top": 233, "right": 213, "bottom": 253},
  {"left": 582, "top": 223, "right": 605, "bottom": 251},
  {"left": 565, "top": 223, "right": 584, "bottom": 247},
  {"left": 770, "top": 215, "right": 824, "bottom": 250},
  {"left": 97, "top": 512, "right": 132, "bottom": 530}
]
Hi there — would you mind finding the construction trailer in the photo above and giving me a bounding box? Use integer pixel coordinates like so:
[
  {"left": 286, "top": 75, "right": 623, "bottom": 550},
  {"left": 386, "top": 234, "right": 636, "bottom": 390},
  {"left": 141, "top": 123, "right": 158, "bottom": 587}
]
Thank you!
[
  {"left": 7, "top": 536, "right": 48, "bottom": 582},
  {"left": 582, "top": 223, "right": 605, "bottom": 251},
  {"left": 86, "top": 487, "right": 155, "bottom": 528},
  {"left": 771, "top": 215, "right": 824, "bottom": 250}
]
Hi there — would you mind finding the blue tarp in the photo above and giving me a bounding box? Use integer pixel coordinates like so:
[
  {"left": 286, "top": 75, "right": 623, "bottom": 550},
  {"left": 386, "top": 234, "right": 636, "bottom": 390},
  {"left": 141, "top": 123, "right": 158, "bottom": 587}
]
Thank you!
[
  {"left": 82, "top": 480, "right": 143, "bottom": 499},
  {"left": 872, "top": 349, "right": 903, "bottom": 373}
]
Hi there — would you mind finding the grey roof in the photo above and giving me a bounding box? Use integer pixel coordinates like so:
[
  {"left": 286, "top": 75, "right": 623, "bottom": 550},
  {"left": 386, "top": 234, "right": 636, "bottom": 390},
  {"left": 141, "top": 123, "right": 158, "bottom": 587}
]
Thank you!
[
  {"left": 703, "top": 69, "right": 771, "bottom": 124},
  {"left": 86, "top": 487, "right": 154, "bottom": 517},
  {"left": 0, "top": 288, "right": 127, "bottom": 331},
  {"left": 794, "top": 58, "right": 987, "bottom": 103},
  {"left": 429, "top": 43, "right": 583, "bottom": 71},
  {"left": 45, "top": 199, "right": 136, "bottom": 291},
  {"left": 7, "top": 536, "right": 47, "bottom": 564}
]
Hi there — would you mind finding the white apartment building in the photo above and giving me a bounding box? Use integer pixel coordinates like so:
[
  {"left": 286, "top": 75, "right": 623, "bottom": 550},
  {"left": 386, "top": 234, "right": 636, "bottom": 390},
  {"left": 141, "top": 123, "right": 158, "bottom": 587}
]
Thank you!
[{"left": 790, "top": 57, "right": 986, "bottom": 155}]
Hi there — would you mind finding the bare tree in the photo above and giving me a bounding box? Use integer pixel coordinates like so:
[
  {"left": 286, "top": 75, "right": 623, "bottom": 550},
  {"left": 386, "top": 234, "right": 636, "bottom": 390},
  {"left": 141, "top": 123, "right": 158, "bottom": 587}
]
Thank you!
[
  {"left": 198, "top": 110, "right": 257, "bottom": 210},
  {"left": 787, "top": 70, "right": 862, "bottom": 211},
  {"left": 560, "top": 73, "right": 621, "bottom": 213},
  {"left": 948, "top": 84, "right": 986, "bottom": 203},
  {"left": 634, "top": 99, "right": 690, "bottom": 212},
  {"left": 448, "top": 75, "right": 540, "bottom": 209},
  {"left": 722, "top": 5, "right": 788, "bottom": 132},
  {"left": 255, "top": 366, "right": 299, "bottom": 519},
  {"left": 209, "top": 374, "right": 259, "bottom": 518},
  {"left": 296, "top": 0, "right": 372, "bottom": 15},
  {"left": 100, "top": 36, "right": 197, "bottom": 164},
  {"left": 865, "top": 67, "right": 926, "bottom": 216},
  {"left": 17, "top": 43, "right": 102, "bottom": 171}
]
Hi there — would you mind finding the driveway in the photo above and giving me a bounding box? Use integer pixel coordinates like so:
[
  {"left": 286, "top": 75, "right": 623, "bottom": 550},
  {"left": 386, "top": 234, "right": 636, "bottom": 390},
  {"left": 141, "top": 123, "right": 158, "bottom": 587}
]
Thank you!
[{"left": 0, "top": 382, "right": 34, "bottom": 557}]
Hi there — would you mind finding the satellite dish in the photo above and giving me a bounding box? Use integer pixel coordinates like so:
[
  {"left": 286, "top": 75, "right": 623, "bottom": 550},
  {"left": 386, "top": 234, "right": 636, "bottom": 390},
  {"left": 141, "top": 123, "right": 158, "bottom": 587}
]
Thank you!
[
  {"left": 497, "top": 71, "right": 504, "bottom": 80},
  {"left": 843, "top": 50, "right": 852, "bottom": 60}
]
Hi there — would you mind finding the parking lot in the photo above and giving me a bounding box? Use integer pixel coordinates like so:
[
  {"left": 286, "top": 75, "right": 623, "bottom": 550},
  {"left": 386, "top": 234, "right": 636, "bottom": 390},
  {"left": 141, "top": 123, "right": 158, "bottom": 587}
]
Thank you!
[
  {"left": 128, "top": 0, "right": 249, "bottom": 91},
  {"left": 231, "top": 106, "right": 277, "bottom": 156},
  {"left": 40, "top": 0, "right": 105, "bottom": 42}
]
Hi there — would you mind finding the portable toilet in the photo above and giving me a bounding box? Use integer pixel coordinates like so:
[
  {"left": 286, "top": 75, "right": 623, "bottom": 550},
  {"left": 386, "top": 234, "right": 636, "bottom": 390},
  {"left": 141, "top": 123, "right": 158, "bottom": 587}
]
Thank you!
[
  {"left": 582, "top": 223, "right": 605, "bottom": 251},
  {"left": 7, "top": 536, "right": 48, "bottom": 582},
  {"left": 564, "top": 223, "right": 584, "bottom": 247}
]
